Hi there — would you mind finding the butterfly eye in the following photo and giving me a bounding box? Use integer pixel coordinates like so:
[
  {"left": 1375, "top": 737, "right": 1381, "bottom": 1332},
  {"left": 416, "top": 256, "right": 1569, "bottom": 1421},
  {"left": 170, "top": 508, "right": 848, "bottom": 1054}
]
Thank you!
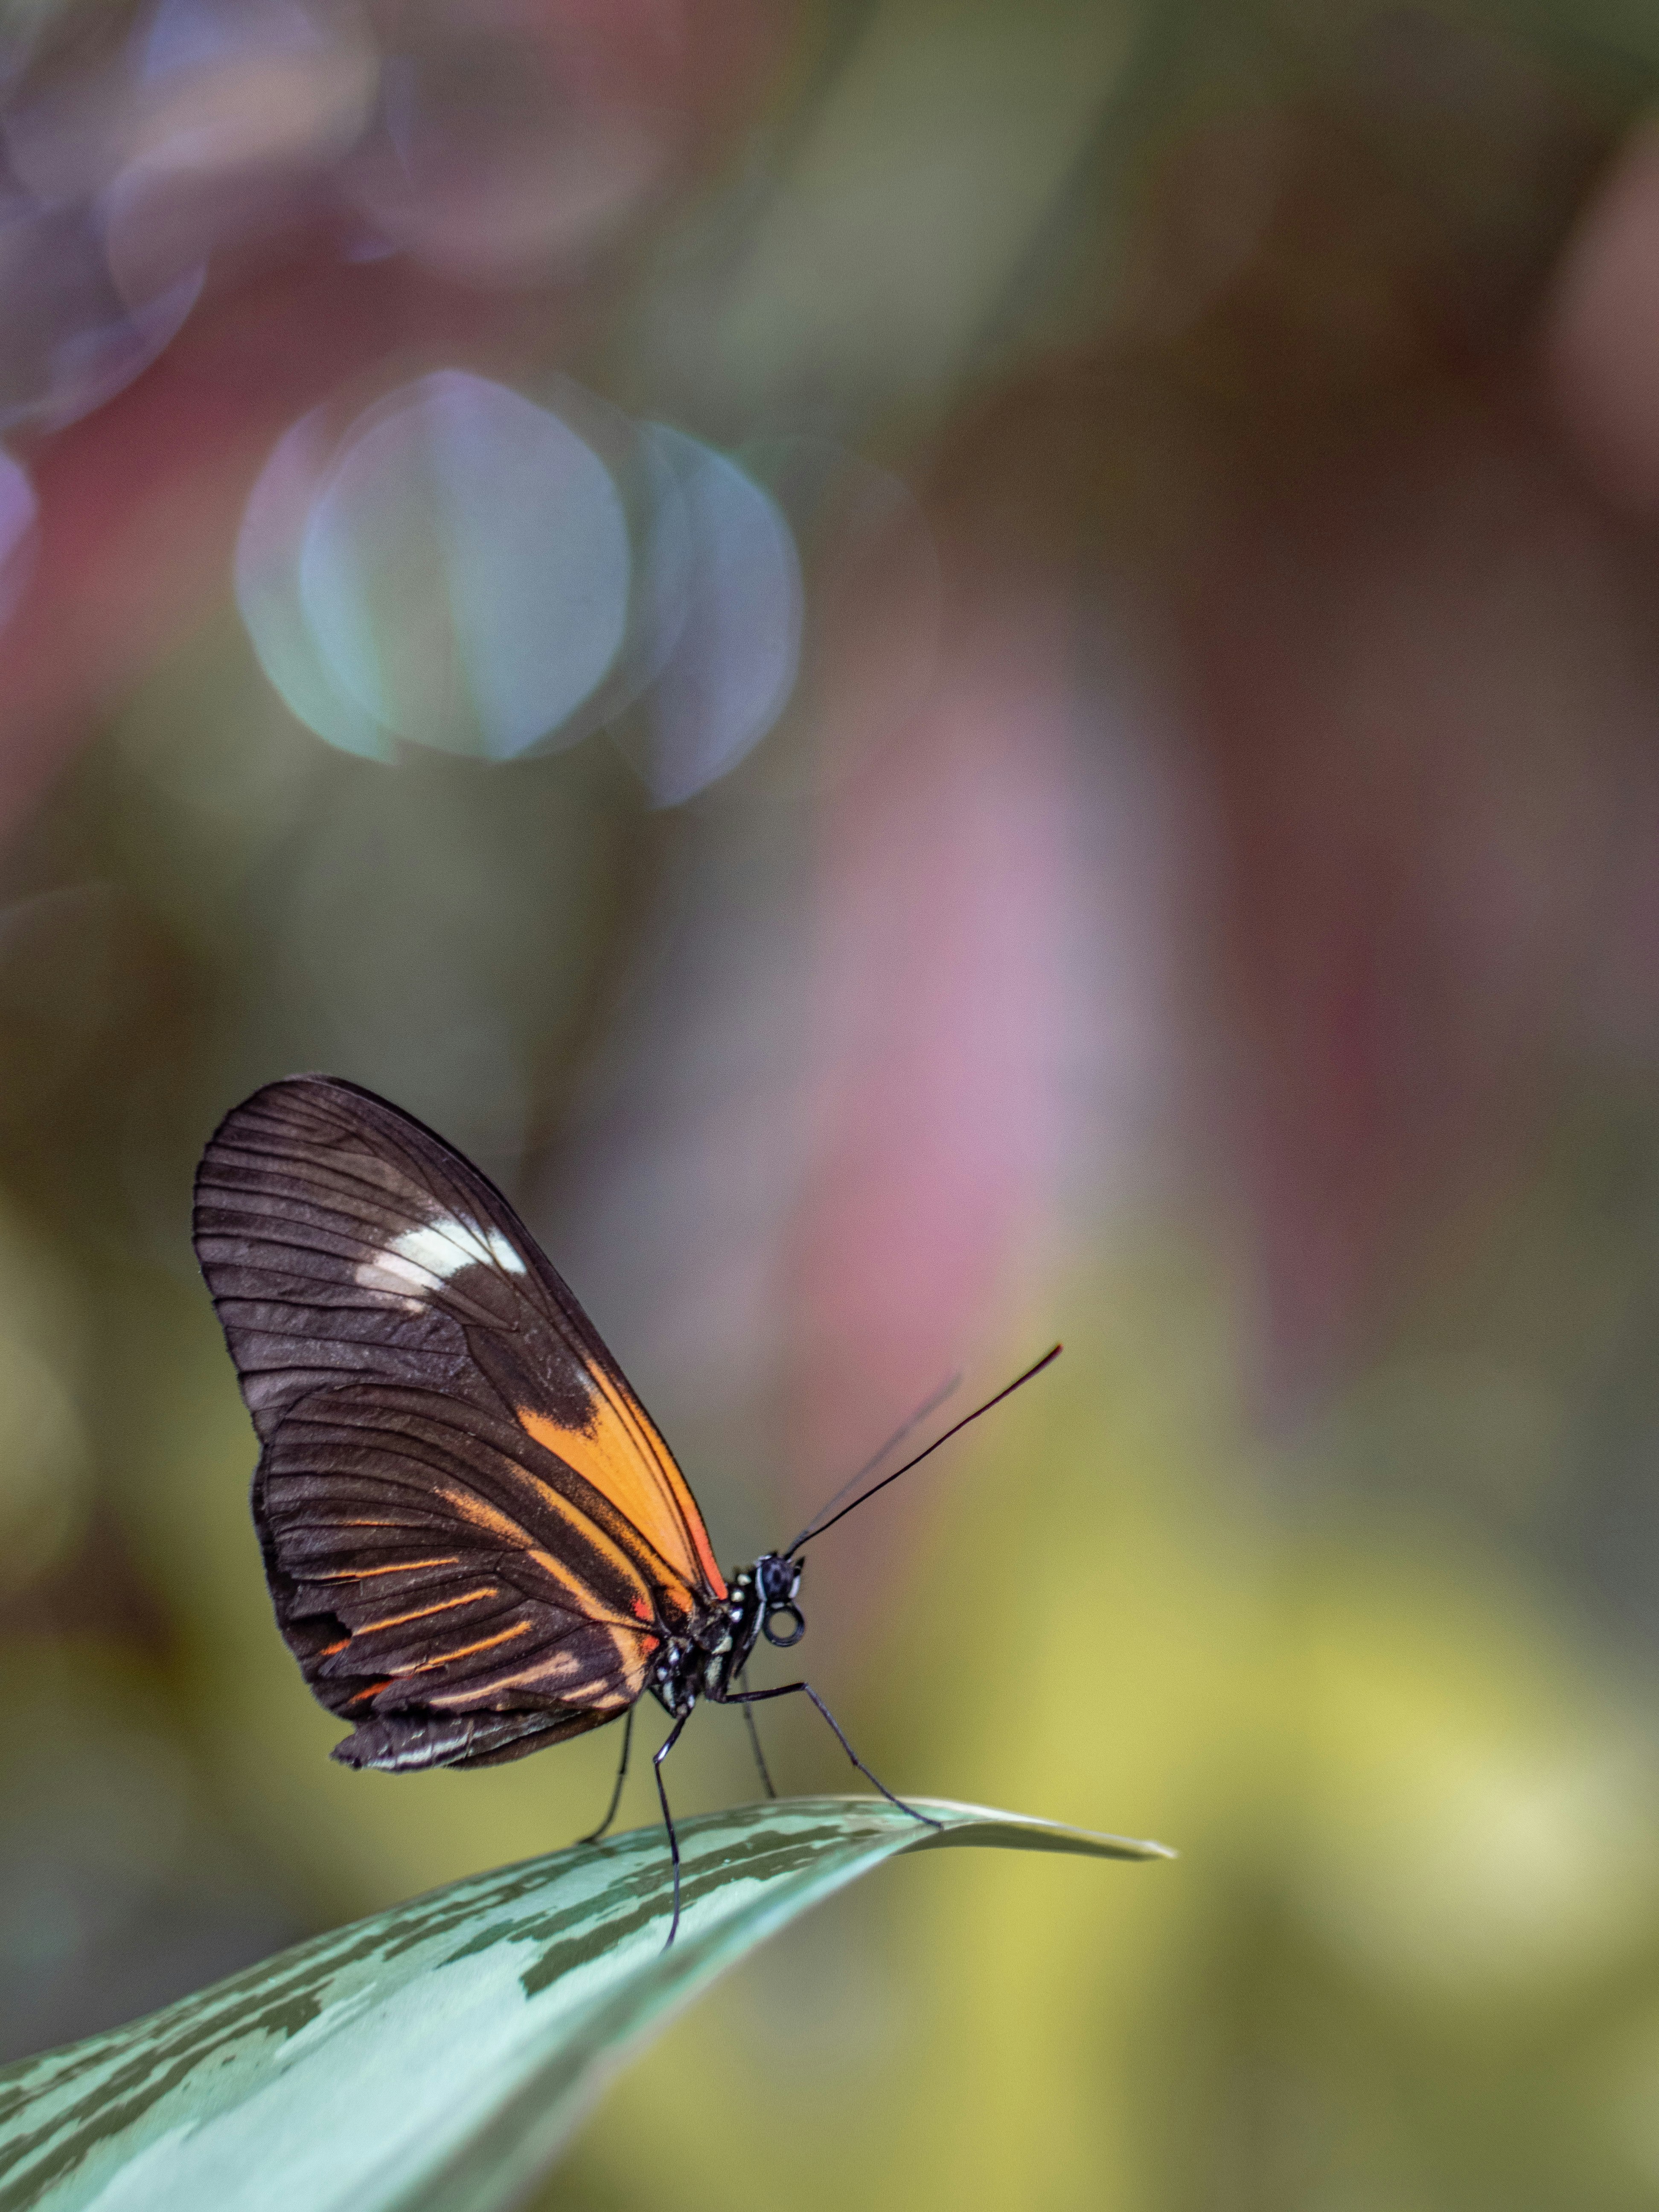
[
  {"left": 762, "top": 1602, "right": 805, "bottom": 1647},
  {"left": 756, "top": 1553, "right": 801, "bottom": 1604}
]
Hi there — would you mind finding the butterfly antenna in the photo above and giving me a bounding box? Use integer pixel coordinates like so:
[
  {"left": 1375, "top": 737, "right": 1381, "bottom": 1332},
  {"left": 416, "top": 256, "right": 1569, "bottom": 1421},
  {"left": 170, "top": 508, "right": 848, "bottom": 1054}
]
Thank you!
[
  {"left": 782, "top": 1369, "right": 964, "bottom": 1558},
  {"left": 785, "top": 1345, "right": 1062, "bottom": 1557}
]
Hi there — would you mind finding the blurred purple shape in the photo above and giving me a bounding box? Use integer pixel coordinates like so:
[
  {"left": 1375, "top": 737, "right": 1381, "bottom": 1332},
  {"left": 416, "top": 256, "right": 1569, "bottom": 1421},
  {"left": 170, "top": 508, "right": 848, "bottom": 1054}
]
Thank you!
[
  {"left": 343, "top": 5, "right": 665, "bottom": 281},
  {"left": 0, "top": 193, "right": 200, "bottom": 432},
  {"left": 127, "top": 0, "right": 377, "bottom": 165},
  {"left": 630, "top": 425, "right": 802, "bottom": 805},
  {"left": 0, "top": 4, "right": 286, "bottom": 431},
  {"left": 0, "top": 445, "right": 35, "bottom": 632},
  {"left": 137, "top": 0, "right": 345, "bottom": 79},
  {"left": 108, "top": 0, "right": 378, "bottom": 309}
]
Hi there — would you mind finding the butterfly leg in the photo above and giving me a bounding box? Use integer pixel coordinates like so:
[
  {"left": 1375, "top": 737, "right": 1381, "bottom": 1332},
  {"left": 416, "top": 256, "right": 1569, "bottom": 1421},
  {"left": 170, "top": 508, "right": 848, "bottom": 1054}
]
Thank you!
[
  {"left": 576, "top": 1706, "right": 634, "bottom": 1846},
  {"left": 653, "top": 1709, "right": 693, "bottom": 1948},
  {"left": 735, "top": 1666, "right": 777, "bottom": 1799},
  {"left": 720, "top": 1682, "right": 941, "bottom": 1829}
]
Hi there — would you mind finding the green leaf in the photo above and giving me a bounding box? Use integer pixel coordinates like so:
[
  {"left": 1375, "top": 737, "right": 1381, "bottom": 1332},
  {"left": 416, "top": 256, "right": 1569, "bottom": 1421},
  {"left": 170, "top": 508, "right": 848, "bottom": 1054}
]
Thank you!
[{"left": 0, "top": 1796, "right": 1170, "bottom": 2212}]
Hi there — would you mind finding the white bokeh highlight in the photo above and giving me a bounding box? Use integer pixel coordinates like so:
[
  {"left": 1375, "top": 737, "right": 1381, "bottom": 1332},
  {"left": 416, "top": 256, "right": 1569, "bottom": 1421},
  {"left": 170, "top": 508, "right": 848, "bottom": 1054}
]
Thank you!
[{"left": 238, "top": 372, "right": 633, "bottom": 762}]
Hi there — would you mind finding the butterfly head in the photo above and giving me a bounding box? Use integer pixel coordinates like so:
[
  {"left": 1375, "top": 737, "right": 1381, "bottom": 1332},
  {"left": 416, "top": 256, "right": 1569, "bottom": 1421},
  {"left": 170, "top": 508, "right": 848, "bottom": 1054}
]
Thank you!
[
  {"left": 721, "top": 1552, "right": 805, "bottom": 1666},
  {"left": 754, "top": 1551, "right": 805, "bottom": 1647}
]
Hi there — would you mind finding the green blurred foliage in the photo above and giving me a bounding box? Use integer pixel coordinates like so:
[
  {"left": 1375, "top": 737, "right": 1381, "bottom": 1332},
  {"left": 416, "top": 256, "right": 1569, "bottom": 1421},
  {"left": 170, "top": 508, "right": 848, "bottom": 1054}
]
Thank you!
[{"left": 531, "top": 1246, "right": 1659, "bottom": 2212}]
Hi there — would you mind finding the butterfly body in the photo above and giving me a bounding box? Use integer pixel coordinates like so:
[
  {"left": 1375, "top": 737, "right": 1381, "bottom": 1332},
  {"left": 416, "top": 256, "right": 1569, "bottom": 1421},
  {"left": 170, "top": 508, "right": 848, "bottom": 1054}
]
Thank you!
[{"left": 647, "top": 1551, "right": 806, "bottom": 1721}]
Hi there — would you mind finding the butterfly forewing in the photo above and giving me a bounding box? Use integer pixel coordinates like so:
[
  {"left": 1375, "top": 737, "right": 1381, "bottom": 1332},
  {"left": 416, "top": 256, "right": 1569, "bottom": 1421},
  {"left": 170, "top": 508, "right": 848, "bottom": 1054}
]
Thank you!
[{"left": 192, "top": 1075, "right": 725, "bottom": 1772}]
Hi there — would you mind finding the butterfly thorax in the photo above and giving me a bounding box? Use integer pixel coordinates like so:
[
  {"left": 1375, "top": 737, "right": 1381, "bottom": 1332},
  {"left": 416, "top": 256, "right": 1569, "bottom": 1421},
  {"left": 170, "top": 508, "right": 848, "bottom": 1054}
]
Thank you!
[{"left": 650, "top": 1552, "right": 804, "bottom": 1719}]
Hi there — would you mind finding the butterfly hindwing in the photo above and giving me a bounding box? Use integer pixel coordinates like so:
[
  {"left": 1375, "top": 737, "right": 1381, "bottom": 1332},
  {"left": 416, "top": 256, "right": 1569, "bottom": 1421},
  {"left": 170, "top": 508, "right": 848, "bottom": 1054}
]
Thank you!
[
  {"left": 258, "top": 1381, "right": 661, "bottom": 1748},
  {"left": 192, "top": 1075, "right": 723, "bottom": 1770}
]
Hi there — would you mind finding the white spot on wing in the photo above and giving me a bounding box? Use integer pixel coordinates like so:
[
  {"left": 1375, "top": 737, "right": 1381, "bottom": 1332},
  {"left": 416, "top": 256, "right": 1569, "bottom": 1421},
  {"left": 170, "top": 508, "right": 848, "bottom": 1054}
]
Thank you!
[{"left": 355, "top": 1214, "right": 527, "bottom": 1302}]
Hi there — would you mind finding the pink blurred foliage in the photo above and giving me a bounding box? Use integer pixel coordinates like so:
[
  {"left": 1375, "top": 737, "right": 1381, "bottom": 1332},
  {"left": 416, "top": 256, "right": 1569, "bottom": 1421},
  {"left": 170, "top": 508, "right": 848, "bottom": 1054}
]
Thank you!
[
  {"left": 1186, "top": 388, "right": 1656, "bottom": 1395},
  {"left": 1547, "top": 116, "right": 1659, "bottom": 513},
  {"left": 824, "top": 90, "right": 1659, "bottom": 1415},
  {"left": 1161, "top": 99, "right": 1659, "bottom": 1400},
  {"left": 780, "top": 582, "right": 1078, "bottom": 1593}
]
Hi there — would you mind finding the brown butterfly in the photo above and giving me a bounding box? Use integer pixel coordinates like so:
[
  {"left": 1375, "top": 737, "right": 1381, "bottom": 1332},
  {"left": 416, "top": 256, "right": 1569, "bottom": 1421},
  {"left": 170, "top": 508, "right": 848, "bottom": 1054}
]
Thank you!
[{"left": 193, "top": 1075, "right": 1057, "bottom": 1936}]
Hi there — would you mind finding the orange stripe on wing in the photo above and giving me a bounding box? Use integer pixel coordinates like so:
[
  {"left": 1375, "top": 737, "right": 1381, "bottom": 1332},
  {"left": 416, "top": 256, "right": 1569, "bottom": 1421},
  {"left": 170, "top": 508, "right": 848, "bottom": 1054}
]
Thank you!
[
  {"left": 517, "top": 1404, "right": 724, "bottom": 1601},
  {"left": 311, "top": 1555, "right": 463, "bottom": 1581},
  {"left": 427, "top": 1630, "right": 658, "bottom": 1711},
  {"left": 395, "top": 1620, "right": 533, "bottom": 1676},
  {"left": 355, "top": 1585, "right": 498, "bottom": 1636},
  {"left": 585, "top": 1369, "right": 726, "bottom": 1597},
  {"left": 433, "top": 1480, "right": 663, "bottom": 1625}
]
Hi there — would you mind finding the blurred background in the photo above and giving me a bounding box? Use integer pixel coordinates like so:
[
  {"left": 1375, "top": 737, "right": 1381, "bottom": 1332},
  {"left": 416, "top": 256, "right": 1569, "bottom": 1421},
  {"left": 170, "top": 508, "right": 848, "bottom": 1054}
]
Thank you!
[{"left": 4, "top": 0, "right": 1659, "bottom": 2203}]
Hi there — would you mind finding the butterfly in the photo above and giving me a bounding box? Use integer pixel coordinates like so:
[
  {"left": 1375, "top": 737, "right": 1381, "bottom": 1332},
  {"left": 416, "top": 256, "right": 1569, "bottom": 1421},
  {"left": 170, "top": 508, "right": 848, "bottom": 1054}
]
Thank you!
[{"left": 192, "top": 1074, "right": 1059, "bottom": 1937}]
